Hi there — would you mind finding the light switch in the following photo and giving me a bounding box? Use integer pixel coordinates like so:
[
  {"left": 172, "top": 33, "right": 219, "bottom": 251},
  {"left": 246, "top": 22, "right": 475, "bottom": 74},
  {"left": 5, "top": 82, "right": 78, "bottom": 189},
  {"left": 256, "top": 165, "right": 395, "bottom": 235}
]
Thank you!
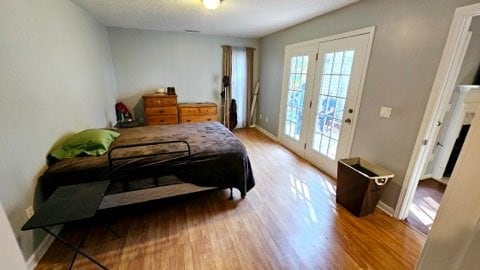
[{"left": 379, "top": 106, "right": 392, "bottom": 118}]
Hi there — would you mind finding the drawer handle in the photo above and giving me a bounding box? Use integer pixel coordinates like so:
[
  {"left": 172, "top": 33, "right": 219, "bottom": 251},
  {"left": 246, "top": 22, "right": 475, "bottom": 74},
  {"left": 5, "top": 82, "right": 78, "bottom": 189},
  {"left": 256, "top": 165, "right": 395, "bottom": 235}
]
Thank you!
[
  {"left": 160, "top": 119, "right": 164, "bottom": 122},
  {"left": 159, "top": 110, "right": 164, "bottom": 113},
  {"left": 207, "top": 118, "right": 211, "bottom": 121},
  {"left": 186, "top": 119, "right": 191, "bottom": 122}
]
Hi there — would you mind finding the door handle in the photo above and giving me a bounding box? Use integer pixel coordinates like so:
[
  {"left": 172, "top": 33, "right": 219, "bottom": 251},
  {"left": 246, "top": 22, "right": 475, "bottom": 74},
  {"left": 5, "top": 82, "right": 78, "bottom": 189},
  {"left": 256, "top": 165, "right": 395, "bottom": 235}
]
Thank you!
[{"left": 344, "top": 118, "right": 352, "bottom": 124}]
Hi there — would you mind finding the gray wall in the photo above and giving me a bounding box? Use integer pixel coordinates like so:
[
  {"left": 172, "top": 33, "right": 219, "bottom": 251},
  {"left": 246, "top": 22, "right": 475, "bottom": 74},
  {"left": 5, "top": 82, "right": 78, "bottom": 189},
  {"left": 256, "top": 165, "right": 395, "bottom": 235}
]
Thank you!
[
  {"left": 258, "top": 0, "right": 480, "bottom": 208},
  {"left": 457, "top": 16, "right": 480, "bottom": 85},
  {"left": 0, "top": 0, "right": 117, "bottom": 259},
  {"left": 108, "top": 28, "right": 260, "bottom": 122}
]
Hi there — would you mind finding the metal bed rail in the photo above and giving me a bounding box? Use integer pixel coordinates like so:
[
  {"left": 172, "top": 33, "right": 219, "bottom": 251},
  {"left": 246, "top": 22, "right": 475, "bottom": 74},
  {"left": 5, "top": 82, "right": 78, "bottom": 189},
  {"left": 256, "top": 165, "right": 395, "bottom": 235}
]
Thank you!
[{"left": 106, "top": 140, "right": 191, "bottom": 192}]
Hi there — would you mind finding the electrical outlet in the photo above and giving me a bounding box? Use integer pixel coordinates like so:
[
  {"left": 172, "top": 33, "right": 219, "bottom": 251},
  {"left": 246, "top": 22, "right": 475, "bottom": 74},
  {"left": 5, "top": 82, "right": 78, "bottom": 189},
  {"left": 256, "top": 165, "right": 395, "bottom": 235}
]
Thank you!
[
  {"left": 259, "top": 114, "right": 263, "bottom": 120},
  {"left": 265, "top": 116, "right": 269, "bottom": 123},
  {"left": 25, "top": 205, "right": 34, "bottom": 219},
  {"left": 379, "top": 106, "right": 392, "bottom": 118}
]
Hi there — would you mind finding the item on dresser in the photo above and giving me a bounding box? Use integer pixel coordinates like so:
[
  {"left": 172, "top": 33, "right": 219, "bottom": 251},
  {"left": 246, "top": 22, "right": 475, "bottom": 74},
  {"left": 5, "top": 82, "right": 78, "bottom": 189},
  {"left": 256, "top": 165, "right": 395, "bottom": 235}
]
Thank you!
[
  {"left": 167, "top": 87, "right": 176, "bottom": 95},
  {"left": 178, "top": 103, "right": 217, "bottom": 123},
  {"left": 143, "top": 94, "right": 178, "bottom": 125}
]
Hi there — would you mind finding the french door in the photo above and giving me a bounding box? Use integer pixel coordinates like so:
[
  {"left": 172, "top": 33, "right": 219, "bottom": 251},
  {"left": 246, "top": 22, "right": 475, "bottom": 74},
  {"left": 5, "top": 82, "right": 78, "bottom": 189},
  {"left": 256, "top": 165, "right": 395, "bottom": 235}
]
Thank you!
[
  {"left": 279, "top": 29, "right": 373, "bottom": 177},
  {"left": 278, "top": 43, "right": 319, "bottom": 154}
]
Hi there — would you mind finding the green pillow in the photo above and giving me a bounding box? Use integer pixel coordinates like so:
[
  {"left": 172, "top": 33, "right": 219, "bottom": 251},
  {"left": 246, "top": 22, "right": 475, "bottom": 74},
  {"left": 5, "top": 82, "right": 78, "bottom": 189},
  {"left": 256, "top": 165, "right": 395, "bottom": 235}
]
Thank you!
[{"left": 50, "top": 129, "right": 120, "bottom": 159}]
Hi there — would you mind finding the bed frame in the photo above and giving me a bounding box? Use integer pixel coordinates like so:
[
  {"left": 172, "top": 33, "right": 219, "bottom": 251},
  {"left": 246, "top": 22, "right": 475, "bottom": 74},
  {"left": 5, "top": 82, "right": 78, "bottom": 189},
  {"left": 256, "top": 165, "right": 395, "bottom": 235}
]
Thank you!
[{"left": 107, "top": 140, "right": 191, "bottom": 190}]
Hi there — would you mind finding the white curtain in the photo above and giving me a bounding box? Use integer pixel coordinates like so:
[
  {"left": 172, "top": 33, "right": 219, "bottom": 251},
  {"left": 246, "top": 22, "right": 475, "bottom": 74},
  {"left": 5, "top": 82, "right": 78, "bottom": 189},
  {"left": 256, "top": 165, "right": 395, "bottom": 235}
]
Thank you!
[{"left": 231, "top": 47, "right": 247, "bottom": 128}]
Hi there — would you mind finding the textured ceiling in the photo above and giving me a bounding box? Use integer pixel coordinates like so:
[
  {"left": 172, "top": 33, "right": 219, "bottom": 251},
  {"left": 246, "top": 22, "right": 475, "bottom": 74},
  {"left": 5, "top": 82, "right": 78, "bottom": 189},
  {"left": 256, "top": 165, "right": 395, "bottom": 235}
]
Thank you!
[{"left": 71, "top": 0, "right": 359, "bottom": 38}]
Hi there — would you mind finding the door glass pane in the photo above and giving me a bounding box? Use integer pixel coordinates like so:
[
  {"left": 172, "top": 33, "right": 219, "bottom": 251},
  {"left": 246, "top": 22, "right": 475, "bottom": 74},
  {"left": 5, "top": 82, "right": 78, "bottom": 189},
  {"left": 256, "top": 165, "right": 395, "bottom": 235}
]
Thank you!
[
  {"left": 332, "top": 52, "right": 344, "bottom": 74},
  {"left": 321, "top": 75, "right": 331, "bottom": 95},
  {"left": 293, "top": 74, "right": 300, "bottom": 90},
  {"left": 312, "top": 50, "right": 355, "bottom": 159},
  {"left": 329, "top": 75, "right": 340, "bottom": 96},
  {"left": 323, "top": 53, "right": 334, "bottom": 74},
  {"left": 342, "top": 51, "right": 354, "bottom": 74},
  {"left": 289, "top": 74, "right": 295, "bottom": 90},
  {"left": 331, "top": 119, "right": 341, "bottom": 140},
  {"left": 284, "top": 55, "right": 309, "bottom": 141},
  {"left": 338, "top": 75, "right": 350, "bottom": 98}
]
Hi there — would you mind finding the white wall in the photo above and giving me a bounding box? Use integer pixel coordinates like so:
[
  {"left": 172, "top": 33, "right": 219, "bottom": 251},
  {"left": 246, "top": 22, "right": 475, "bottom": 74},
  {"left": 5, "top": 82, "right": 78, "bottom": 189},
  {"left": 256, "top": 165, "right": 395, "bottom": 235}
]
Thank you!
[
  {"left": 0, "top": 202, "right": 26, "bottom": 269},
  {"left": 0, "top": 0, "right": 117, "bottom": 260},
  {"left": 258, "top": 0, "right": 480, "bottom": 208},
  {"left": 108, "top": 28, "right": 260, "bottom": 122}
]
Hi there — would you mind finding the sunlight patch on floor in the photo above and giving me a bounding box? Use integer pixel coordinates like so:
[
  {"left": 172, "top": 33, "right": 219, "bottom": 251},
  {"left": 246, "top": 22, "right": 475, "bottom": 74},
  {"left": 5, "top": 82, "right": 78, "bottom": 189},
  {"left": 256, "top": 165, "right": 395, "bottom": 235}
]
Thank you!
[
  {"left": 290, "top": 174, "right": 318, "bottom": 224},
  {"left": 410, "top": 196, "right": 441, "bottom": 230}
]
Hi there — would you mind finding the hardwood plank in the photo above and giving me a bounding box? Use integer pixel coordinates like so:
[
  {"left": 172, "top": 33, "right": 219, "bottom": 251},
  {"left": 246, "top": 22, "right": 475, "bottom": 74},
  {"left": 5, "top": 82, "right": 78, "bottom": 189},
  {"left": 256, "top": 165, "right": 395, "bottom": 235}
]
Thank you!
[
  {"left": 35, "top": 127, "right": 424, "bottom": 269},
  {"left": 407, "top": 178, "right": 446, "bottom": 235}
]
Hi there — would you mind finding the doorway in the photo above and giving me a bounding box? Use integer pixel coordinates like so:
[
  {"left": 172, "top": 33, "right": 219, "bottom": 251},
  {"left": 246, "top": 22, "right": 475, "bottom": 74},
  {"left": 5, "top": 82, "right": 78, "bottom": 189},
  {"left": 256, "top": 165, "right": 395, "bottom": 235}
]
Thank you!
[
  {"left": 278, "top": 27, "right": 374, "bottom": 177},
  {"left": 407, "top": 85, "right": 480, "bottom": 234},
  {"left": 396, "top": 3, "right": 480, "bottom": 222}
]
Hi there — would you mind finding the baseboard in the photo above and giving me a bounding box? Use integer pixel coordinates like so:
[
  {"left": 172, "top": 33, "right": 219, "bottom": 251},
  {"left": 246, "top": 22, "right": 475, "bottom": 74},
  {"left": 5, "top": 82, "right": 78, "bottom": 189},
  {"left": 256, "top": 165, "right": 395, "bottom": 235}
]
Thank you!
[
  {"left": 26, "top": 225, "right": 62, "bottom": 270},
  {"left": 420, "top": 174, "right": 432, "bottom": 180},
  {"left": 254, "top": 125, "right": 278, "bottom": 141},
  {"left": 436, "top": 177, "right": 449, "bottom": 185},
  {"left": 377, "top": 201, "right": 394, "bottom": 216}
]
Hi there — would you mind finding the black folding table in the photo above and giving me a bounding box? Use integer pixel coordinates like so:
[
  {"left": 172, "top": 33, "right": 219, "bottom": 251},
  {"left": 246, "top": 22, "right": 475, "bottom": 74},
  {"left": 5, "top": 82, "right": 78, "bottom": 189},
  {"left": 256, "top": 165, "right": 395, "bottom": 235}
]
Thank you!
[{"left": 22, "top": 180, "right": 111, "bottom": 269}]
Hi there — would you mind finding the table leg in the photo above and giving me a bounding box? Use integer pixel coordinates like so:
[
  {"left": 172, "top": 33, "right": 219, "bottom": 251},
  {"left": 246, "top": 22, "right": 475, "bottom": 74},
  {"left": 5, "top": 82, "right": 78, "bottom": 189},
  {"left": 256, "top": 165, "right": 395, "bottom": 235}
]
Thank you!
[
  {"left": 68, "top": 225, "right": 91, "bottom": 270},
  {"left": 42, "top": 227, "right": 107, "bottom": 270}
]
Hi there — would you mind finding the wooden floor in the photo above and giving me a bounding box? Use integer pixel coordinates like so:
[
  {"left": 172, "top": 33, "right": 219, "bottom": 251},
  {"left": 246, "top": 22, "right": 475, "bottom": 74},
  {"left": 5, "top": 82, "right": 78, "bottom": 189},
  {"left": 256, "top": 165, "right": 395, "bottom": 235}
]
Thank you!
[
  {"left": 36, "top": 128, "right": 425, "bottom": 270},
  {"left": 406, "top": 178, "right": 446, "bottom": 235}
]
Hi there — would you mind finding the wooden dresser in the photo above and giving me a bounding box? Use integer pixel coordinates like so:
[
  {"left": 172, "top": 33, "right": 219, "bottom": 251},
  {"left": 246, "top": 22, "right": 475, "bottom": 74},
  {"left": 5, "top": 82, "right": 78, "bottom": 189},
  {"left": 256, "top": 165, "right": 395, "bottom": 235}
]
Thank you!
[
  {"left": 143, "top": 94, "right": 178, "bottom": 125},
  {"left": 178, "top": 103, "right": 217, "bottom": 123}
]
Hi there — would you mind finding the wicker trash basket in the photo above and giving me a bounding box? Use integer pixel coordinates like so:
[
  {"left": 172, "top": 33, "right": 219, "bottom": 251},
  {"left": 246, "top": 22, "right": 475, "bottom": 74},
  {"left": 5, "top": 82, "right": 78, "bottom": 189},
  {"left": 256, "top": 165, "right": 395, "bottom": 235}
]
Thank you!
[{"left": 336, "top": 157, "right": 394, "bottom": 217}]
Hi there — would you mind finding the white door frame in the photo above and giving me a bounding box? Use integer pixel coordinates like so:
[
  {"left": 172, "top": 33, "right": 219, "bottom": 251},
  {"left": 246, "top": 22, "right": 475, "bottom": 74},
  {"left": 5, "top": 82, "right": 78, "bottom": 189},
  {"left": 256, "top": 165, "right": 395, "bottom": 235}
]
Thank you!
[
  {"left": 394, "top": 3, "right": 480, "bottom": 219},
  {"left": 277, "top": 27, "right": 375, "bottom": 170}
]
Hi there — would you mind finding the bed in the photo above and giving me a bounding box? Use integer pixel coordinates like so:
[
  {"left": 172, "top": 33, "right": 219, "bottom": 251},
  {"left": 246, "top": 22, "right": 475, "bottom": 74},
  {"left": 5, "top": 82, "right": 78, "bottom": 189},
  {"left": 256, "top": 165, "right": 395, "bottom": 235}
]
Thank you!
[{"left": 39, "top": 122, "right": 255, "bottom": 207}]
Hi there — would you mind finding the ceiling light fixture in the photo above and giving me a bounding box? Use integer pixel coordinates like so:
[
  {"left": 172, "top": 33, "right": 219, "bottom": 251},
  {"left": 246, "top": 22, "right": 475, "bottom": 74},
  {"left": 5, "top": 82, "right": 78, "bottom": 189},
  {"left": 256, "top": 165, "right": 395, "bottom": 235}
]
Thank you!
[{"left": 202, "top": 0, "right": 222, "bottom": 10}]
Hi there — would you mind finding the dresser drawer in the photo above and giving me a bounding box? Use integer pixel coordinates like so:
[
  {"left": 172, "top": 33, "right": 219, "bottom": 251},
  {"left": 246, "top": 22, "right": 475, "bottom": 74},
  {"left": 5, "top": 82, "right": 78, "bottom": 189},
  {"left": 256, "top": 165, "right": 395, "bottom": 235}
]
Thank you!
[
  {"left": 146, "top": 115, "right": 178, "bottom": 125},
  {"left": 145, "top": 106, "right": 178, "bottom": 116},
  {"left": 179, "top": 104, "right": 217, "bottom": 115},
  {"left": 144, "top": 96, "right": 177, "bottom": 107},
  {"left": 199, "top": 106, "right": 217, "bottom": 115},
  {"left": 180, "top": 115, "right": 216, "bottom": 123},
  {"left": 178, "top": 107, "right": 199, "bottom": 116}
]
